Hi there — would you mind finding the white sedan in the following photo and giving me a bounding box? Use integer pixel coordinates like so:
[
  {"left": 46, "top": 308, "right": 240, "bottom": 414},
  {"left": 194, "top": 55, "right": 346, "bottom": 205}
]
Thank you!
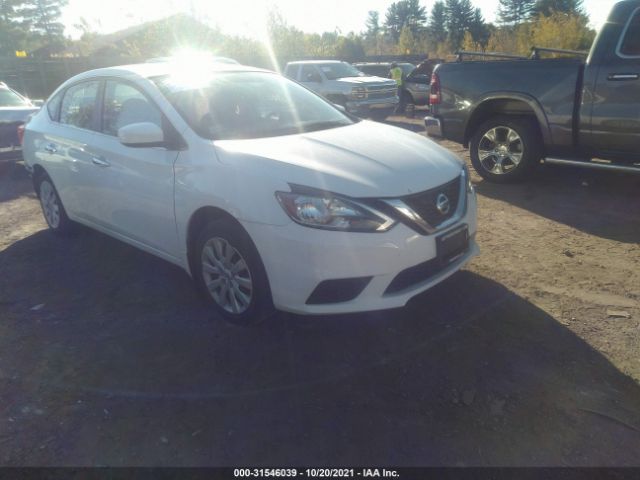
[{"left": 22, "top": 62, "right": 478, "bottom": 324}]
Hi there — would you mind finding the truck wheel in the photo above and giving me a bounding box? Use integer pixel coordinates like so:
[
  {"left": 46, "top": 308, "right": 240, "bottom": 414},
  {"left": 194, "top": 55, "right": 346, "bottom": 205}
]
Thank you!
[
  {"left": 469, "top": 116, "right": 542, "bottom": 183},
  {"left": 194, "top": 218, "right": 275, "bottom": 326}
]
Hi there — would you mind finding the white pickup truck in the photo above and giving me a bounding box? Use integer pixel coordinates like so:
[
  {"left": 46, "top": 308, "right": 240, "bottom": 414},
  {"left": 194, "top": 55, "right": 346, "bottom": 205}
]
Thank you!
[{"left": 284, "top": 60, "right": 398, "bottom": 120}]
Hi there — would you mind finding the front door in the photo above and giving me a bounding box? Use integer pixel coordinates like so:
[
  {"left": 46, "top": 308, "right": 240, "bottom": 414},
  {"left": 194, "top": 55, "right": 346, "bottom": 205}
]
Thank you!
[{"left": 90, "top": 79, "right": 180, "bottom": 258}]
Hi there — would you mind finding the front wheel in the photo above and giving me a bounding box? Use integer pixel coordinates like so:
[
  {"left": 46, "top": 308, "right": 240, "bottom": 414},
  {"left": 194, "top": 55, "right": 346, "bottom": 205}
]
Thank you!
[
  {"left": 194, "top": 218, "right": 274, "bottom": 326},
  {"left": 469, "top": 116, "right": 542, "bottom": 183}
]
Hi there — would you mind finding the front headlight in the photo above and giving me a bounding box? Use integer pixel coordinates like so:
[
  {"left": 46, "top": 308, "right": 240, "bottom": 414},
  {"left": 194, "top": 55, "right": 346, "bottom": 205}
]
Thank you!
[
  {"left": 350, "top": 87, "right": 367, "bottom": 100},
  {"left": 275, "top": 189, "right": 396, "bottom": 232}
]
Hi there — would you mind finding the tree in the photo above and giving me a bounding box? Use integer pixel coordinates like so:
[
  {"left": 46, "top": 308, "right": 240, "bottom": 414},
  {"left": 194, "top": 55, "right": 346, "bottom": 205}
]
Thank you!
[
  {"left": 18, "top": 0, "right": 68, "bottom": 40},
  {"left": 365, "top": 11, "right": 380, "bottom": 38},
  {"left": 469, "top": 8, "right": 491, "bottom": 48},
  {"left": 445, "top": 0, "right": 475, "bottom": 51},
  {"left": 397, "top": 25, "right": 418, "bottom": 54},
  {"left": 384, "top": 0, "right": 427, "bottom": 42},
  {"left": 335, "top": 35, "right": 365, "bottom": 60},
  {"left": 534, "top": 0, "right": 584, "bottom": 17},
  {"left": 0, "top": 0, "right": 23, "bottom": 54},
  {"left": 497, "top": 0, "right": 536, "bottom": 26},
  {"left": 428, "top": 1, "right": 447, "bottom": 46}
]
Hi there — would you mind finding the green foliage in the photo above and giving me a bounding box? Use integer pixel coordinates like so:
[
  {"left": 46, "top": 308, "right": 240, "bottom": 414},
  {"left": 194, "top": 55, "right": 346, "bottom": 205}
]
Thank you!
[
  {"left": 428, "top": 1, "right": 448, "bottom": 46},
  {"left": 384, "top": 0, "right": 427, "bottom": 42},
  {"left": 534, "top": 0, "right": 584, "bottom": 17},
  {"left": 445, "top": 0, "right": 476, "bottom": 51},
  {"left": 365, "top": 11, "right": 380, "bottom": 38},
  {"left": 498, "top": 0, "right": 536, "bottom": 26}
]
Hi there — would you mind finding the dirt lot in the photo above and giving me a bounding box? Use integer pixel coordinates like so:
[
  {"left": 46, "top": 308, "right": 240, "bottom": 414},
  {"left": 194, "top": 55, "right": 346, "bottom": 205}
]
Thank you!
[{"left": 0, "top": 117, "right": 639, "bottom": 466}]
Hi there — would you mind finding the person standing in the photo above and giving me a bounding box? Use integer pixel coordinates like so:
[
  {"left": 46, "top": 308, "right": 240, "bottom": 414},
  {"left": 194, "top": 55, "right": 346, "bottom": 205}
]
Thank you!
[{"left": 389, "top": 62, "right": 405, "bottom": 114}]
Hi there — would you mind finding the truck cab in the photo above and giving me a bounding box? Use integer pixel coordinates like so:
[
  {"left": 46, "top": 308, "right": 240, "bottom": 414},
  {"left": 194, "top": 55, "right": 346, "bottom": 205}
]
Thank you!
[{"left": 284, "top": 60, "right": 398, "bottom": 120}]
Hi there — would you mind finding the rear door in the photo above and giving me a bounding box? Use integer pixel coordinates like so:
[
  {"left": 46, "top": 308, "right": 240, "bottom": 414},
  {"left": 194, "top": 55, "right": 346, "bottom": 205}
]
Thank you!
[
  {"left": 588, "top": 7, "right": 640, "bottom": 156},
  {"left": 89, "top": 79, "right": 180, "bottom": 258}
]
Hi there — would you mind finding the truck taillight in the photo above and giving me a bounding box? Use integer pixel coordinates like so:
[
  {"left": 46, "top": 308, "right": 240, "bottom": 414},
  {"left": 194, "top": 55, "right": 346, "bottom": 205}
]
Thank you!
[
  {"left": 17, "top": 124, "right": 25, "bottom": 145},
  {"left": 430, "top": 73, "right": 441, "bottom": 105}
]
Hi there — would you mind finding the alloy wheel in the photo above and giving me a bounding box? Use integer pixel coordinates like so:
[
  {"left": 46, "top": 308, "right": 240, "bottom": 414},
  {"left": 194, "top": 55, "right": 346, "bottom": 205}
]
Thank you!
[
  {"left": 39, "top": 180, "right": 60, "bottom": 228},
  {"left": 477, "top": 126, "right": 524, "bottom": 175},
  {"left": 201, "top": 237, "right": 253, "bottom": 314}
]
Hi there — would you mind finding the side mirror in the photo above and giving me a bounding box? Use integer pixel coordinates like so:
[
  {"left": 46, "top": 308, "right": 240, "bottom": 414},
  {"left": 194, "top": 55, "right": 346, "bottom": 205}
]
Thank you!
[{"left": 118, "top": 122, "right": 165, "bottom": 147}]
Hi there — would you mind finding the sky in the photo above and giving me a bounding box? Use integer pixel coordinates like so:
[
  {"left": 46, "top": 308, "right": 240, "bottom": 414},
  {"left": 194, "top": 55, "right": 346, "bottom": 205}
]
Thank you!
[{"left": 61, "top": 0, "right": 617, "bottom": 40}]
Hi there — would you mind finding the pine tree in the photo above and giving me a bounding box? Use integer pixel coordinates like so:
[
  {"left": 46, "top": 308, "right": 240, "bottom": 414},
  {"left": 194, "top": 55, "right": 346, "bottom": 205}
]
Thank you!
[
  {"left": 365, "top": 11, "right": 380, "bottom": 38},
  {"left": 445, "top": 0, "right": 475, "bottom": 51},
  {"left": 429, "top": 1, "right": 447, "bottom": 46},
  {"left": 18, "top": 0, "right": 68, "bottom": 39},
  {"left": 469, "top": 8, "right": 491, "bottom": 48},
  {"left": 534, "top": 0, "right": 584, "bottom": 17},
  {"left": 498, "top": 0, "right": 536, "bottom": 26},
  {"left": 384, "top": 0, "right": 427, "bottom": 42}
]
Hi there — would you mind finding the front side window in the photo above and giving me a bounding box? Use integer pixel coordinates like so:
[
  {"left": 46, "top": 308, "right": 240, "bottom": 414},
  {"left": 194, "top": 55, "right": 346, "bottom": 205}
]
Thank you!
[
  {"left": 60, "top": 81, "right": 100, "bottom": 130},
  {"left": 0, "top": 87, "right": 29, "bottom": 107},
  {"left": 300, "top": 65, "right": 322, "bottom": 82},
  {"left": 155, "top": 71, "right": 355, "bottom": 141},
  {"left": 103, "top": 81, "right": 162, "bottom": 136},
  {"left": 619, "top": 9, "right": 640, "bottom": 57}
]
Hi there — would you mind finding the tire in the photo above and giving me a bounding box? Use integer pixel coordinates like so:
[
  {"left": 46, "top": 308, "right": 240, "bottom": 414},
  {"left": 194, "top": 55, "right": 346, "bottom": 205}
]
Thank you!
[
  {"left": 369, "top": 110, "right": 389, "bottom": 121},
  {"left": 469, "top": 116, "right": 542, "bottom": 183},
  {"left": 193, "top": 218, "right": 274, "bottom": 325},
  {"left": 36, "top": 173, "right": 75, "bottom": 235}
]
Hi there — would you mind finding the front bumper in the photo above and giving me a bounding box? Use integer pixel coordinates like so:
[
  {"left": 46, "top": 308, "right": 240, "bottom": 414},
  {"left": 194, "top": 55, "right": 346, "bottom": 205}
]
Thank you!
[
  {"left": 346, "top": 96, "right": 398, "bottom": 115},
  {"left": 424, "top": 116, "right": 443, "bottom": 137},
  {"left": 242, "top": 191, "right": 478, "bottom": 315}
]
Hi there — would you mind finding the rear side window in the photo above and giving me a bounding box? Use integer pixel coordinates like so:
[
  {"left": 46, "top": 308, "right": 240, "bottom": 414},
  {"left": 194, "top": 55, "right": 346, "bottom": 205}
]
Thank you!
[
  {"left": 619, "top": 9, "right": 640, "bottom": 57},
  {"left": 47, "top": 91, "right": 62, "bottom": 121},
  {"left": 60, "top": 81, "right": 100, "bottom": 130},
  {"left": 102, "top": 81, "right": 162, "bottom": 136}
]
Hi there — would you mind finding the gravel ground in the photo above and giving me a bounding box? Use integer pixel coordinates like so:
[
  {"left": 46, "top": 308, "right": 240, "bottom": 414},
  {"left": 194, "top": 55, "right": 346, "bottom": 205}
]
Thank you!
[{"left": 0, "top": 118, "right": 639, "bottom": 466}]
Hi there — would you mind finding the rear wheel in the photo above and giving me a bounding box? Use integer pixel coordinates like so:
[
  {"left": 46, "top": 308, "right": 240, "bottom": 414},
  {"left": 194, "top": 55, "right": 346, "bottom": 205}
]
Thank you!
[
  {"left": 469, "top": 116, "right": 542, "bottom": 183},
  {"left": 194, "top": 218, "right": 274, "bottom": 325},
  {"left": 36, "top": 173, "right": 74, "bottom": 234}
]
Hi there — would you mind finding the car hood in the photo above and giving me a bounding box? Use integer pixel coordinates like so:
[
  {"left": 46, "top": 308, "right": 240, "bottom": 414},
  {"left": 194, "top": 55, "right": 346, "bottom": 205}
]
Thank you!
[
  {"left": 335, "top": 76, "right": 396, "bottom": 87},
  {"left": 214, "top": 121, "right": 464, "bottom": 198}
]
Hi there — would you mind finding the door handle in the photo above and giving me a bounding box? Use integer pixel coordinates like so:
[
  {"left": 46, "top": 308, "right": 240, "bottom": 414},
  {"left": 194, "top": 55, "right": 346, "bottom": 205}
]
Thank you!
[
  {"left": 44, "top": 143, "right": 57, "bottom": 154},
  {"left": 91, "top": 156, "right": 110, "bottom": 167},
  {"left": 608, "top": 73, "right": 639, "bottom": 81}
]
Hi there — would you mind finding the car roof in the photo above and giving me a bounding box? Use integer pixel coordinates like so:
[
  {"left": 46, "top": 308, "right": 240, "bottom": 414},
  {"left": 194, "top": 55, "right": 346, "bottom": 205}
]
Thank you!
[
  {"left": 64, "top": 62, "right": 268, "bottom": 84},
  {"left": 286, "top": 60, "right": 344, "bottom": 65}
]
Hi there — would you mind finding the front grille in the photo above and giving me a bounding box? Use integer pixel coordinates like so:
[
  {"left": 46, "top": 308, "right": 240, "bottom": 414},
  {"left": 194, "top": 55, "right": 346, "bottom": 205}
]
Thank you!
[{"left": 403, "top": 176, "right": 461, "bottom": 229}]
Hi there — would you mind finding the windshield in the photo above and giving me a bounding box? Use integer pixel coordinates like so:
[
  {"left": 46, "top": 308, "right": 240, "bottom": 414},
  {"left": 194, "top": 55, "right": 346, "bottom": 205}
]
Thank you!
[
  {"left": 318, "top": 62, "right": 364, "bottom": 80},
  {"left": 155, "top": 71, "right": 355, "bottom": 140},
  {"left": 0, "top": 88, "right": 29, "bottom": 107}
]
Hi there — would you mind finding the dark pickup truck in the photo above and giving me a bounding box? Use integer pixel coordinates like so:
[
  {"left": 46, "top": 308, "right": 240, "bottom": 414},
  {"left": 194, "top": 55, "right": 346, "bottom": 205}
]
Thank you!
[{"left": 425, "top": 0, "right": 640, "bottom": 183}]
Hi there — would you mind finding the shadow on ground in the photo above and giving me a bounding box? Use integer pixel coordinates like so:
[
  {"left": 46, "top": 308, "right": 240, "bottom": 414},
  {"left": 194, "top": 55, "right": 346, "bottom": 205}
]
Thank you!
[
  {"left": 0, "top": 161, "right": 35, "bottom": 203},
  {"left": 475, "top": 164, "right": 640, "bottom": 244},
  {"left": 0, "top": 228, "right": 639, "bottom": 466}
]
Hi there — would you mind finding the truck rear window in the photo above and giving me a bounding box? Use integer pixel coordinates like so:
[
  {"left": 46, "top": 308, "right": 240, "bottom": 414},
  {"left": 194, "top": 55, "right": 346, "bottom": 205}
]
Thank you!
[
  {"left": 620, "top": 9, "right": 640, "bottom": 57},
  {"left": 0, "top": 88, "right": 29, "bottom": 107}
]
